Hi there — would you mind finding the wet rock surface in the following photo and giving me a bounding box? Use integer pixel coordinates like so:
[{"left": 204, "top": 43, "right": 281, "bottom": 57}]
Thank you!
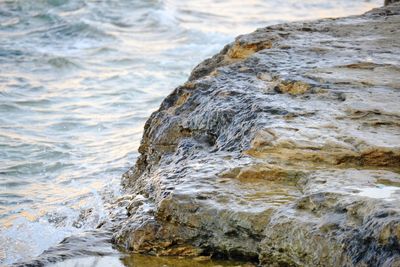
[{"left": 116, "top": 4, "right": 400, "bottom": 267}]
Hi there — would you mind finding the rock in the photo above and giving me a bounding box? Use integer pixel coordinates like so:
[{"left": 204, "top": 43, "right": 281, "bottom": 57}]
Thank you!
[
  {"left": 115, "top": 3, "right": 400, "bottom": 267},
  {"left": 385, "top": 0, "right": 400, "bottom": 6}
]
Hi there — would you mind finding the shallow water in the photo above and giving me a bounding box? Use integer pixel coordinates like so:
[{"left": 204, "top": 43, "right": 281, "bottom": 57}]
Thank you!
[
  {"left": 0, "top": 0, "right": 381, "bottom": 265},
  {"left": 49, "top": 254, "right": 247, "bottom": 267}
]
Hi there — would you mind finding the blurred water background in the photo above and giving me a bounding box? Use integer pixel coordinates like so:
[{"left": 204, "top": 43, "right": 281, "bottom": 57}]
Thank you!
[{"left": 0, "top": 0, "right": 381, "bottom": 265}]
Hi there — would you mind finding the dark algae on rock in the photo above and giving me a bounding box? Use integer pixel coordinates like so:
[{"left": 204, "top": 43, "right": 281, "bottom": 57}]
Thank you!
[{"left": 115, "top": 3, "right": 400, "bottom": 267}]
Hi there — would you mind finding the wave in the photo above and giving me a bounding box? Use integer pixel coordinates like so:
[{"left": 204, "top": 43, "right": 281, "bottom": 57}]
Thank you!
[
  {"left": 28, "top": 21, "right": 114, "bottom": 41},
  {"left": 47, "top": 56, "right": 80, "bottom": 69}
]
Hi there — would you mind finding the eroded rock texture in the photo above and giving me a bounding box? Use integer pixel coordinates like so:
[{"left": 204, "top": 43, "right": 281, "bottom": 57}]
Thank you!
[{"left": 115, "top": 4, "right": 400, "bottom": 267}]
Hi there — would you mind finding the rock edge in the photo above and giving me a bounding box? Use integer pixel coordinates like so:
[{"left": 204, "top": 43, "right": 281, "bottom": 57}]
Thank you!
[{"left": 115, "top": 4, "right": 400, "bottom": 267}]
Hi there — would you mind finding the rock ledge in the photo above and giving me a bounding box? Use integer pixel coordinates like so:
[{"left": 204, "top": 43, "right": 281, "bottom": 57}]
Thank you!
[{"left": 115, "top": 4, "right": 400, "bottom": 267}]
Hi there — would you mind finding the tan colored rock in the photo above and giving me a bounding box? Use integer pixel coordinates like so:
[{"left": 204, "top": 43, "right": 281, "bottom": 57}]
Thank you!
[
  {"left": 116, "top": 3, "right": 400, "bottom": 267},
  {"left": 276, "top": 81, "right": 311, "bottom": 95},
  {"left": 226, "top": 41, "right": 273, "bottom": 60}
]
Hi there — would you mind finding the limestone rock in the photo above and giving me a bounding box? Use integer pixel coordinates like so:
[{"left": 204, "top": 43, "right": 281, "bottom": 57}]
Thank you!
[
  {"left": 116, "top": 3, "right": 400, "bottom": 267},
  {"left": 385, "top": 0, "right": 400, "bottom": 6}
]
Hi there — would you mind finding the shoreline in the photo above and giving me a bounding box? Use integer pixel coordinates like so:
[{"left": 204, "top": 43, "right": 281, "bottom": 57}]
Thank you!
[{"left": 10, "top": 2, "right": 400, "bottom": 267}]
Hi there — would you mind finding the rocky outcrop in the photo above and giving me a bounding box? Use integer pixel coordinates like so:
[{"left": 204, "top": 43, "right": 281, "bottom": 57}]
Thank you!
[
  {"left": 385, "top": 0, "right": 400, "bottom": 6},
  {"left": 114, "top": 3, "right": 400, "bottom": 267}
]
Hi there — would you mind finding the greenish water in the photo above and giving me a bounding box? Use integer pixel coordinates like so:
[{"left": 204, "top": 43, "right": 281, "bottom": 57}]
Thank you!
[
  {"left": 49, "top": 254, "right": 249, "bottom": 267},
  {"left": 0, "top": 0, "right": 381, "bottom": 265}
]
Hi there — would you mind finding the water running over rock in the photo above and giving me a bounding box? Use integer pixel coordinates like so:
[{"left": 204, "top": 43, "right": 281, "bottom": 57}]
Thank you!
[{"left": 115, "top": 3, "right": 400, "bottom": 266}]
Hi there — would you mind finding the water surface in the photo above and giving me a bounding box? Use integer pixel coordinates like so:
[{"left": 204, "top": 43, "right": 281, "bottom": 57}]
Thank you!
[{"left": 0, "top": 0, "right": 381, "bottom": 265}]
